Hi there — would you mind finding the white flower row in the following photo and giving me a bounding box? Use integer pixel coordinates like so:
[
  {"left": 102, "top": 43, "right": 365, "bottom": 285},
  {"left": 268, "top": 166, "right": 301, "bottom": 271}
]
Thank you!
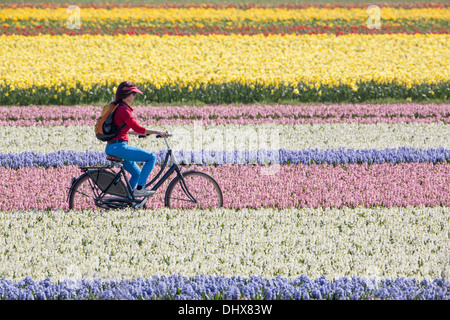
[
  {"left": 0, "top": 206, "right": 449, "bottom": 281},
  {"left": 1, "top": 122, "right": 449, "bottom": 154}
]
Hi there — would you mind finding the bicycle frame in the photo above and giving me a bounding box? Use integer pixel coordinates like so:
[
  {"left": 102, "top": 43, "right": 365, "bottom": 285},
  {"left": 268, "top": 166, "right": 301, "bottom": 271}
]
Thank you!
[{"left": 145, "top": 148, "right": 195, "bottom": 202}]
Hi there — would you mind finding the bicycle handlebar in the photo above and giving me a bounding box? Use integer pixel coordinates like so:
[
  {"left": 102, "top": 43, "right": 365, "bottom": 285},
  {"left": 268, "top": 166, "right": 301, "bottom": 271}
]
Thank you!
[{"left": 138, "top": 131, "right": 173, "bottom": 139}]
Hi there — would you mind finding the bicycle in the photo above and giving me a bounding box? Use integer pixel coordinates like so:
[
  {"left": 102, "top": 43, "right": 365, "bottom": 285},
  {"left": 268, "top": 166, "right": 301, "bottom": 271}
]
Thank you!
[{"left": 67, "top": 132, "right": 223, "bottom": 210}]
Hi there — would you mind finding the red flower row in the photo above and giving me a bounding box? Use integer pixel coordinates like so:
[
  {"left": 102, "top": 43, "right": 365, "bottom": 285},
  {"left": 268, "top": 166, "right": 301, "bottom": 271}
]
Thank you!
[{"left": 2, "top": 24, "right": 448, "bottom": 36}]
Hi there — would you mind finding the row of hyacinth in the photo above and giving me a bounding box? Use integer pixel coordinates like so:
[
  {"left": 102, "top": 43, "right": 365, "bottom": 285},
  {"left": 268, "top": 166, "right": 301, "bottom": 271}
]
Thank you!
[
  {"left": 1, "top": 163, "right": 449, "bottom": 210},
  {"left": 1, "top": 147, "right": 450, "bottom": 168},
  {"left": 1, "top": 207, "right": 449, "bottom": 283},
  {"left": 1, "top": 104, "right": 449, "bottom": 126},
  {"left": 2, "top": 122, "right": 449, "bottom": 154},
  {"left": 1, "top": 275, "right": 449, "bottom": 300}
]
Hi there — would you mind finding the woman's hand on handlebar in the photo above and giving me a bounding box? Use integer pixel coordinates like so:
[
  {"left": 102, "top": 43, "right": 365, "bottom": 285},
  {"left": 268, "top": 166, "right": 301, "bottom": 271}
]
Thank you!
[
  {"left": 155, "top": 131, "right": 170, "bottom": 138},
  {"left": 138, "top": 130, "right": 170, "bottom": 138}
]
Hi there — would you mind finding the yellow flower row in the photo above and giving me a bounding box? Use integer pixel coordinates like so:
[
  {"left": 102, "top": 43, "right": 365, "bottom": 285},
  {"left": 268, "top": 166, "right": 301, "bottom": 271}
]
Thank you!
[
  {"left": 1, "top": 34, "right": 448, "bottom": 90},
  {"left": 1, "top": 7, "right": 449, "bottom": 23}
]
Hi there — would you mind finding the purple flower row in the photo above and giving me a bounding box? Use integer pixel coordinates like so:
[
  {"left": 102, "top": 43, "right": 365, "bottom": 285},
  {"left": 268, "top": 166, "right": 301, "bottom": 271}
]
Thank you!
[
  {"left": 1, "top": 148, "right": 449, "bottom": 169},
  {"left": 1, "top": 275, "right": 448, "bottom": 300},
  {"left": 1, "top": 103, "right": 449, "bottom": 125}
]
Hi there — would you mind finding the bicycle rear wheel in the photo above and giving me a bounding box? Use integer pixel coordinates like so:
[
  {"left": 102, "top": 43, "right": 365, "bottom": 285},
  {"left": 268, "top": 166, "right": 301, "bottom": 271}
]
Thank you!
[
  {"left": 68, "top": 173, "right": 103, "bottom": 210},
  {"left": 165, "top": 170, "right": 223, "bottom": 209}
]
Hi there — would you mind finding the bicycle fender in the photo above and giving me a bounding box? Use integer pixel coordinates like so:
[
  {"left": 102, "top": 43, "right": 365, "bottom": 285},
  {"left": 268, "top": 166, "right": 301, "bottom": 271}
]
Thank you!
[
  {"left": 164, "top": 170, "right": 197, "bottom": 207},
  {"left": 66, "top": 172, "right": 89, "bottom": 202}
]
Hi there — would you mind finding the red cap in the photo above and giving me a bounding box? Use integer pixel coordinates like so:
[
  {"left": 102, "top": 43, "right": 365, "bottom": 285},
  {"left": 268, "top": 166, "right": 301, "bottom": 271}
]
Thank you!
[{"left": 123, "top": 86, "right": 143, "bottom": 94}]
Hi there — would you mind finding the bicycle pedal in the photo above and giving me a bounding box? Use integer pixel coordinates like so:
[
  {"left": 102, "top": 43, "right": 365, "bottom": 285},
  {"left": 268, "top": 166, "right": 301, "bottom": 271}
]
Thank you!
[{"left": 135, "top": 197, "right": 148, "bottom": 209}]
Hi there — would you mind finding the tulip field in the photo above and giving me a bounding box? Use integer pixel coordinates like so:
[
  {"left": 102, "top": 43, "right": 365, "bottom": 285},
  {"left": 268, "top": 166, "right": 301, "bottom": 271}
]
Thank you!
[
  {"left": 1, "top": 3, "right": 449, "bottom": 105},
  {"left": 1, "top": 2, "right": 450, "bottom": 300}
]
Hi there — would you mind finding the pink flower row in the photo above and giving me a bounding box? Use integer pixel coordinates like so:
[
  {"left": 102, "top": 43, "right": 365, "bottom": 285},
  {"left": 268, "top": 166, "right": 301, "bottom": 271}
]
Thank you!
[
  {"left": 1, "top": 162, "right": 449, "bottom": 211},
  {"left": 1, "top": 103, "right": 449, "bottom": 126}
]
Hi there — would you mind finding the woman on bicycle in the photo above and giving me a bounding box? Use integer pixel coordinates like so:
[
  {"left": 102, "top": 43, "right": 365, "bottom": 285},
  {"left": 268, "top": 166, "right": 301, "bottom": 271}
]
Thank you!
[{"left": 105, "top": 81, "right": 169, "bottom": 197}]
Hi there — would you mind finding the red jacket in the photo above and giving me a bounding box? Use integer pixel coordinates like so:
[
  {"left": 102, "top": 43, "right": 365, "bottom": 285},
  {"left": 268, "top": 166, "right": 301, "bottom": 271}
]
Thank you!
[{"left": 111, "top": 101, "right": 146, "bottom": 141}]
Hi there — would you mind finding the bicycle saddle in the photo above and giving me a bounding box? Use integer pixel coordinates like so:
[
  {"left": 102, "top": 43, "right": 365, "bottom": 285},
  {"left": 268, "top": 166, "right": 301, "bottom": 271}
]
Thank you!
[{"left": 106, "top": 155, "right": 123, "bottom": 162}]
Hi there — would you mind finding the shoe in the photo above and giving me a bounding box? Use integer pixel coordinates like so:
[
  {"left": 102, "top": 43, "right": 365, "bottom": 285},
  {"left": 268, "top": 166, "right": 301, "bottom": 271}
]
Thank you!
[{"left": 133, "top": 188, "right": 155, "bottom": 197}]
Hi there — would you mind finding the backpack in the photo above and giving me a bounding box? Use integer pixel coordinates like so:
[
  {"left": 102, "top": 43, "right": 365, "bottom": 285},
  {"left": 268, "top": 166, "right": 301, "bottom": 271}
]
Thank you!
[{"left": 95, "top": 103, "right": 126, "bottom": 141}]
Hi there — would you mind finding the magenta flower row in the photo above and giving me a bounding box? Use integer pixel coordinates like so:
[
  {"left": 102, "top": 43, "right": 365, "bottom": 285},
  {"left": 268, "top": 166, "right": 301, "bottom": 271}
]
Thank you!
[
  {"left": 1, "top": 103, "right": 449, "bottom": 126},
  {"left": 1, "top": 162, "right": 448, "bottom": 211}
]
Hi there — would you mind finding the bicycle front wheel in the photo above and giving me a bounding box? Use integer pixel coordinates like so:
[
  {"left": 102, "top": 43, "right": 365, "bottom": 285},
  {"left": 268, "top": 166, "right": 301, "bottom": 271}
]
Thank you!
[{"left": 165, "top": 171, "right": 223, "bottom": 209}]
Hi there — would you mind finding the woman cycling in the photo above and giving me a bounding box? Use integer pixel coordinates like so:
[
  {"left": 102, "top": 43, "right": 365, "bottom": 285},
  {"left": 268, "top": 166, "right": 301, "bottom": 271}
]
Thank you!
[{"left": 105, "top": 81, "right": 169, "bottom": 197}]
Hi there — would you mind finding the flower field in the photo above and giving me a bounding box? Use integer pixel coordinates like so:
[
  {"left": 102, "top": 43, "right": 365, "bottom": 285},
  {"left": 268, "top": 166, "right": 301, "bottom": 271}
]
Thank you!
[
  {"left": 1, "top": 2, "right": 450, "bottom": 300},
  {"left": 1, "top": 103, "right": 450, "bottom": 299},
  {"left": 1, "top": 3, "right": 449, "bottom": 37},
  {"left": 1, "top": 3, "right": 449, "bottom": 104}
]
